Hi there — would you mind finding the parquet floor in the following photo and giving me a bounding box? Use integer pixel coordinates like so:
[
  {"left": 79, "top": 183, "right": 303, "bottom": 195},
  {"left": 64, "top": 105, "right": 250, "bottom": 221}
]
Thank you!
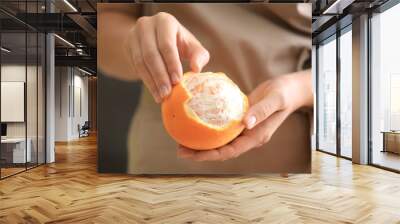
[{"left": 1, "top": 134, "right": 400, "bottom": 224}]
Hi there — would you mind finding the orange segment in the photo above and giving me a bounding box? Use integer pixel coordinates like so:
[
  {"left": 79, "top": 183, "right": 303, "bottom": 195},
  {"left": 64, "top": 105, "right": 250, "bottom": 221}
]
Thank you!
[{"left": 162, "top": 72, "right": 248, "bottom": 150}]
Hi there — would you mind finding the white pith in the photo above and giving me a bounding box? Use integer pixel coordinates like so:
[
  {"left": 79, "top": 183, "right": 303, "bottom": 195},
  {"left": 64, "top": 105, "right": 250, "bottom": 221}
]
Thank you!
[{"left": 182, "top": 72, "right": 245, "bottom": 128}]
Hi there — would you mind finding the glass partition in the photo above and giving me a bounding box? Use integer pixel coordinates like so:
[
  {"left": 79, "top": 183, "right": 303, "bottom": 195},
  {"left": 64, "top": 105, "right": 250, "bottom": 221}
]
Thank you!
[
  {"left": 317, "top": 36, "right": 337, "bottom": 154},
  {"left": 370, "top": 3, "right": 400, "bottom": 171},
  {"left": 27, "top": 31, "right": 38, "bottom": 169},
  {"left": 1, "top": 31, "right": 28, "bottom": 178},
  {"left": 0, "top": 1, "right": 46, "bottom": 179},
  {"left": 339, "top": 28, "right": 352, "bottom": 158}
]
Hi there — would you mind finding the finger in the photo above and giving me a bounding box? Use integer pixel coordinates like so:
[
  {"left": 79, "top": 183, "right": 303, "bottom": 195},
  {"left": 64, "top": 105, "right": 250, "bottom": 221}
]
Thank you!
[
  {"left": 137, "top": 18, "right": 172, "bottom": 100},
  {"left": 155, "top": 13, "right": 183, "bottom": 85},
  {"left": 243, "top": 92, "right": 283, "bottom": 129},
  {"left": 177, "top": 145, "right": 196, "bottom": 158},
  {"left": 218, "top": 134, "right": 258, "bottom": 159},
  {"left": 180, "top": 147, "right": 222, "bottom": 162},
  {"left": 130, "top": 30, "right": 161, "bottom": 103},
  {"left": 247, "top": 81, "right": 269, "bottom": 105},
  {"left": 178, "top": 111, "right": 291, "bottom": 162},
  {"left": 178, "top": 27, "right": 210, "bottom": 72},
  {"left": 177, "top": 135, "right": 254, "bottom": 162},
  {"left": 243, "top": 110, "right": 290, "bottom": 147}
]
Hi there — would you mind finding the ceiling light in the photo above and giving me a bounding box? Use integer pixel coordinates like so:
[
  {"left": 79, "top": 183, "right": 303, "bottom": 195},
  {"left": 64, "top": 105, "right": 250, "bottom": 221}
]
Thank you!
[
  {"left": 1, "top": 47, "right": 11, "bottom": 53},
  {"left": 63, "top": 0, "right": 78, "bottom": 12},
  {"left": 322, "top": 0, "right": 354, "bottom": 15},
  {"left": 54, "top": 34, "right": 75, "bottom": 48},
  {"left": 77, "top": 67, "right": 93, "bottom": 76}
]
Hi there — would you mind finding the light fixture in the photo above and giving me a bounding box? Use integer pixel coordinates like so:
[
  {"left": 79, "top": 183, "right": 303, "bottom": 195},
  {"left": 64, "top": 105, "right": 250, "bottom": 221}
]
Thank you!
[
  {"left": 77, "top": 67, "right": 93, "bottom": 76},
  {"left": 322, "top": 0, "right": 354, "bottom": 15},
  {"left": 63, "top": 0, "right": 78, "bottom": 12},
  {"left": 54, "top": 34, "right": 75, "bottom": 48},
  {"left": 76, "top": 48, "right": 85, "bottom": 55},
  {"left": 1, "top": 47, "right": 11, "bottom": 53}
]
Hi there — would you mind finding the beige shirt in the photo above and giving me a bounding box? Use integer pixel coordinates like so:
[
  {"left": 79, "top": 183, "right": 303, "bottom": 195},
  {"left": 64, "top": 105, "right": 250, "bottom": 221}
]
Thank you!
[{"left": 127, "top": 3, "right": 312, "bottom": 174}]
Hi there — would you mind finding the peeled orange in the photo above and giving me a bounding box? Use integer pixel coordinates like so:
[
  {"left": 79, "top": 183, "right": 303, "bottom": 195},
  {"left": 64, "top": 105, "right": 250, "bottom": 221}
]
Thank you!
[{"left": 161, "top": 72, "right": 249, "bottom": 150}]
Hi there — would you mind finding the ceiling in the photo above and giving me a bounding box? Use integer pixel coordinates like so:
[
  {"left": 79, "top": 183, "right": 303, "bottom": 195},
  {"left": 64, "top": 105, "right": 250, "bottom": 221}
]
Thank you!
[
  {"left": 312, "top": 0, "right": 391, "bottom": 43},
  {"left": 0, "top": 0, "right": 396, "bottom": 72},
  {"left": 1, "top": 0, "right": 98, "bottom": 73}
]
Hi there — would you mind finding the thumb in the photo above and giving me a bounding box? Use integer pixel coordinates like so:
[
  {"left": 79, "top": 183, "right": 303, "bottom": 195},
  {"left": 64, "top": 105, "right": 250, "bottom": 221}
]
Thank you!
[
  {"left": 189, "top": 47, "right": 209, "bottom": 73},
  {"left": 179, "top": 28, "right": 210, "bottom": 72},
  {"left": 243, "top": 94, "right": 281, "bottom": 129}
]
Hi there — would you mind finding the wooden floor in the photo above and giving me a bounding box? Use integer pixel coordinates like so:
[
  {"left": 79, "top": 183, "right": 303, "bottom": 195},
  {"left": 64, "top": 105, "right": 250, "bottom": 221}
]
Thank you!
[
  {"left": 372, "top": 150, "right": 400, "bottom": 171},
  {"left": 1, "top": 135, "right": 400, "bottom": 224},
  {"left": 1, "top": 167, "right": 26, "bottom": 178}
]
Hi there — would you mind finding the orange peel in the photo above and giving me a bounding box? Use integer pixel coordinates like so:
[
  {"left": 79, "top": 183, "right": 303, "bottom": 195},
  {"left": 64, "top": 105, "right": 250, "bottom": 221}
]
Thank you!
[{"left": 162, "top": 72, "right": 248, "bottom": 150}]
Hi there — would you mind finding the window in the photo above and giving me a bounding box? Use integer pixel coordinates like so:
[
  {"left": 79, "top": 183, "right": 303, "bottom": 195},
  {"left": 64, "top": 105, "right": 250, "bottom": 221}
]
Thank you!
[
  {"left": 339, "top": 28, "right": 352, "bottom": 158},
  {"left": 317, "top": 36, "right": 337, "bottom": 154},
  {"left": 370, "top": 2, "right": 400, "bottom": 171}
]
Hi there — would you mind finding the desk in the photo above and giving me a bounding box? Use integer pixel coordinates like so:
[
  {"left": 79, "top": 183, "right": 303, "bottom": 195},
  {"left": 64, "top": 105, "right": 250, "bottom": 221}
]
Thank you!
[
  {"left": 381, "top": 131, "right": 400, "bottom": 154},
  {"left": 1, "top": 138, "right": 31, "bottom": 163}
]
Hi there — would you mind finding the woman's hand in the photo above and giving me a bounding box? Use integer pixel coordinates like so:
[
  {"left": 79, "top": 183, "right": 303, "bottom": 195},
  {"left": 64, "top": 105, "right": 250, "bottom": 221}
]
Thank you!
[
  {"left": 125, "top": 12, "right": 210, "bottom": 103},
  {"left": 177, "top": 70, "right": 313, "bottom": 161}
]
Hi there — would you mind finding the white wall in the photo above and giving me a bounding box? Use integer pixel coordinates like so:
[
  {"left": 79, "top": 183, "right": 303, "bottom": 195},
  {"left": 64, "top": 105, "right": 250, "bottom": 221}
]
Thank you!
[
  {"left": 1, "top": 65, "right": 26, "bottom": 138},
  {"left": 55, "top": 67, "right": 89, "bottom": 141},
  {"left": 1, "top": 65, "right": 37, "bottom": 138},
  {"left": 55, "top": 66, "right": 70, "bottom": 141}
]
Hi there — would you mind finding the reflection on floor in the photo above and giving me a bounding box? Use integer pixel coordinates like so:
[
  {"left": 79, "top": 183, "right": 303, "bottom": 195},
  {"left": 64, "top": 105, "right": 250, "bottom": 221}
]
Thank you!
[
  {"left": 1, "top": 167, "right": 25, "bottom": 177},
  {"left": 373, "top": 150, "right": 400, "bottom": 171},
  {"left": 0, "top": 163, "right": 43, "bottom": 178},
  {"left": 0, "top": 135, "right": 400, "bottom": 223}
]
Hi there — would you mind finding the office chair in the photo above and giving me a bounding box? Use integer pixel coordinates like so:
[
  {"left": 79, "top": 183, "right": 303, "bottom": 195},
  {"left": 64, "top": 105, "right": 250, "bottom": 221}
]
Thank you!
[{"left": 79, "top": 121, "right": 90, "bottom": 138}]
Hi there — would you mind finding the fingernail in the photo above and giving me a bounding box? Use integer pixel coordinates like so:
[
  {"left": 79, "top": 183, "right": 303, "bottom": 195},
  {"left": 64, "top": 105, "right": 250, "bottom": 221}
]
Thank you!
[
  {"left": 160, "top": 85, "right": 170, "bottom": 98},
  {"left": 198, "top": 59, "right": 205, "bottom": 71},
  {"left": 154, "top": 95, "right": 161, "bottom": 103},
  {"left": 171, "top": 73, "right": 180, "bottom": 84},
  {"left": 196, "top": 54, "right": 207, "bottom": 72},
  {"left": 246, "top": 116, "right": 256, "bottom": 129}
]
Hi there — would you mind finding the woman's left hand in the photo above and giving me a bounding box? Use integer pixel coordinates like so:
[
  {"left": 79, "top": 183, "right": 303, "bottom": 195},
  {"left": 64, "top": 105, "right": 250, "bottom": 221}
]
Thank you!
[{"left": 177, "top": 70, "right": 313, "bottom": 161}]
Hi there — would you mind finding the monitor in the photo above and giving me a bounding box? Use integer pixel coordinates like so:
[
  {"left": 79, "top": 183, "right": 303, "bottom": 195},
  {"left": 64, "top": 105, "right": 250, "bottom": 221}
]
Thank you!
[{"left": 1, "top": 123, "right": 7, "bottom": 137}]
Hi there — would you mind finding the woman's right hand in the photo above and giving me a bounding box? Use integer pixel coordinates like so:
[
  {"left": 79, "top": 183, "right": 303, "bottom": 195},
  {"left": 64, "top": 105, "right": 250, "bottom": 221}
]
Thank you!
[{"left": 124, "top": 12, "right": 210, "bottom": 103}]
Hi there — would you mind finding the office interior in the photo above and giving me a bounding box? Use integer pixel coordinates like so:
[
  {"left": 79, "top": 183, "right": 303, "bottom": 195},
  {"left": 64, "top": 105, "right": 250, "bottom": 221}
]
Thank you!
[
  {"left": 0, "top": 0, "right": 97, "bottom": 179},
  {"left": 313, "top": 0, "right": 400, "bottom": 172},
  {"left": 0, "top": 0, "right": 400, "bottom": 222}
]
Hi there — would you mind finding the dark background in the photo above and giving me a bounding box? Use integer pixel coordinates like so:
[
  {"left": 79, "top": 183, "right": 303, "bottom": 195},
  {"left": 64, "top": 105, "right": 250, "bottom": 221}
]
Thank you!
[{"left": 97, "top": 71, "right": 142, "bottom": 173}]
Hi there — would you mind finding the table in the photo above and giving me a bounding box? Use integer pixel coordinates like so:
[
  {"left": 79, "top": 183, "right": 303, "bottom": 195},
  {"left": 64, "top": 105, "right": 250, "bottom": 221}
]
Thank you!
[
  {"left": 381, "top": 131, "right": 400, "bottom": 154},
  {"left": 1, "top": 138, "right": 31, "bottom": 164}
]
